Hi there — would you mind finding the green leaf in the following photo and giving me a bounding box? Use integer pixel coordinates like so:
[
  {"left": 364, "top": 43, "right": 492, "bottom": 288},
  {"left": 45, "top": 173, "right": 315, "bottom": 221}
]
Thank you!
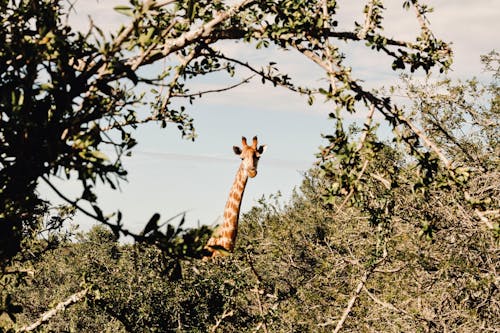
[
  {"left": 208, "top": 245, "right": 231, "bottom": 256},
  {"left": 90, "top": 150, "right": 109, "bottom": 161},
  {"left": 114, "top": 6, "right": 134, "bottom": 17}
]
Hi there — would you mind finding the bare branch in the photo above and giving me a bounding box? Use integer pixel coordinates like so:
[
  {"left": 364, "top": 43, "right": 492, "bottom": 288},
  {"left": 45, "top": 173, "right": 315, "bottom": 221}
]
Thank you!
[
  {"left": 363, "top": 285, "right": 437, "bottom": 325},
  {"left": 251, "top": 287, "right": 269, "bottom": 333},
  {"left": 19, "top": 289, "right": 89, "bottom": 332},
  {"left": 329, "top": 270, "right": 370, "bottom": 332},
  {"left": 210, "top": 309, "right": 234, "bottom": 333},
  {"left": 329, "top": 251, "right": 388, "bottom": 332},
  {"left": 370, "top": 172, "right": 391, "bottom": 190},
  {"left": 173, "top": 75, "right": 255, "bottom": 98},
  {"left": 398, "top": 112, "right": 451, "bottom": 168}
]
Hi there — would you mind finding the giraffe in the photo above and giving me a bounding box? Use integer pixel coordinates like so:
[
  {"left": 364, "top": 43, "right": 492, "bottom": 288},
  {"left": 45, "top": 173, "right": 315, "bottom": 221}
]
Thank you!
[{"left": 204, "top": 136, "right": 266, "bottom": 258}]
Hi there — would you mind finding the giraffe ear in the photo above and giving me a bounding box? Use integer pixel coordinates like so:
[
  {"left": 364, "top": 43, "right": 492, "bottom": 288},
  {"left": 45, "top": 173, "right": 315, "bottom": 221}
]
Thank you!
[
  {"left": 233, "top": 146, "right": 242, "bottom": 155},
  {"left": 258, "top": 145, "right": 267, "bottom": 154}
]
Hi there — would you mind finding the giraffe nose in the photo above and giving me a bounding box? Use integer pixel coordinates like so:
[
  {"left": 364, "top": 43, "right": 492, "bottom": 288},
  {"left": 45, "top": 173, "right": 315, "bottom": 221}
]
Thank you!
[{"left": 248, "top": 168, "right": 257, "bottom": 178}]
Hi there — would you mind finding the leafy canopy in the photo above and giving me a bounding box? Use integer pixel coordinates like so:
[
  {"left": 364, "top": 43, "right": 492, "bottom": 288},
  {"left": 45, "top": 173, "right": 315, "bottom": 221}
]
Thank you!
[{"left": 1, "top": 0, "right": 452, "bottom": 263}]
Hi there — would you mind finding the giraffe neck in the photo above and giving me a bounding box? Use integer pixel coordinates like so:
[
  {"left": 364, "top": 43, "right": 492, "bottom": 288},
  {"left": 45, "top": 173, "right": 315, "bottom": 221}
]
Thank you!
[
  {"left": 206, "top": 163, "right": 248, "bottom": 255},
  {"left": 221, "top": 163, "right": 248, "bottom": 247}
]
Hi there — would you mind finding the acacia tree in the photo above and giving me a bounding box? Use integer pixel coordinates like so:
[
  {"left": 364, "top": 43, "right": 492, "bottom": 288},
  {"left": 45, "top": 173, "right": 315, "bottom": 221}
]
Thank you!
[{"left": 0, "top": 0, "right": 453, "bottom": 263}]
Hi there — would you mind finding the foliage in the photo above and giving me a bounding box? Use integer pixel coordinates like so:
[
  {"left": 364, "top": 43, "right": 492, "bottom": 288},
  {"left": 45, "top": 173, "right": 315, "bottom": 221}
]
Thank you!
[
  {"left": 2, "top": 0, "right": 497, "bottom": 331},
  {"left": 5, "top": 56, "right": 499, "bottom": 331},
  {"left": 1, "top": 0, "right": 453, "bottom": 264},
  {"left": 8, "top": 158, "right": 498, "bottom": 331}
]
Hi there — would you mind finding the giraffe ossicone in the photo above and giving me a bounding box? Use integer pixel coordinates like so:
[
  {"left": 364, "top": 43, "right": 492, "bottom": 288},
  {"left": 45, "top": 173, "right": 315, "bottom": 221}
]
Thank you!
[{"left": 204, "top": 136, "right": 266, "bottom": 259}]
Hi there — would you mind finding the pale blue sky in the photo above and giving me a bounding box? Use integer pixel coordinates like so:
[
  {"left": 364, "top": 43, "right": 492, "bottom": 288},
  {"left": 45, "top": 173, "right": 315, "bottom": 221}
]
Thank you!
[{"left": 40, "top": 0, "right": 500, "bottom": 233}]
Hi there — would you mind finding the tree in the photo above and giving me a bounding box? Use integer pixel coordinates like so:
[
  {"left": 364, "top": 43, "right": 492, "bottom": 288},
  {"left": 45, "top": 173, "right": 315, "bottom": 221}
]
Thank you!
[
  {"left": 1, "top": 0, "right": 452, "bottom": 263},
  {"left": 6, "top": 52, "right": 498, "bottom": 333}
]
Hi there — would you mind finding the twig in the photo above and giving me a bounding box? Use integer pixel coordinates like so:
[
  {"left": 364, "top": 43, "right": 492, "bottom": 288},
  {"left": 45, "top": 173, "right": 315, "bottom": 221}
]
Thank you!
[
  {"left": 357, "top": 0, "right": 376, "bottom": 39},
  {"left": 172, "top": 75, "right": 255, "bottom": 98},
  {"left": 331, "top": 270, "right": 370, "bottom": 333},
  {"left": 41, "top": 176, "right": 135, "bottom": 238},
  {"left": 129, "top": 17, "right": 188, "bottom": 71},
  {"left": 328, "top": 250, "right": 388, "bottom": 332},
  {"left": 2, "top": 267, "right": 35, "bottom": 276},
  {"left": 251, "top": 287, "right": 269, "bottom": 333},
  {"left": 18, "top": 289, "right": 89, "bottom": 332},
  {"left": 209, "top": 52, "right": 304, "bottom": 93},
  {"left": 412, "top": 1, "right": 432, "bottom": 37},
  {"left": 210, "top": 309, "right": 234, "bottom": 333},
  {"left": 398, "top": 113, "right": 451, "bottom": 168},
  {"left": 370, "top": 172, "right": 391, "bottom": 190},
  {"left": 357, "top": 104, "right": 376, "bottom": 151},
  {"left": 159, "top": 47, "right": 198, "bottom": 115},
  {"left": 246, "top": 253, "right": 263, "bottom": 283},
  {"left": 363, "top": 285, "right": 408, "bottom": 315},
  {"left": 363, "top": 285, "right": 437, "bottom": 325}
]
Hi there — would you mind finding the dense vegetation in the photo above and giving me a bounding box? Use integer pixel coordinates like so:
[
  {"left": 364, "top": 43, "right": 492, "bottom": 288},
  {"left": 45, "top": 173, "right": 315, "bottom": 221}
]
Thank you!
[
  {"left": 1, "top": 0, "right": 498, "bottom": 331},
  {"left": 4, "top": 57, "right": 499, "bottom": 331}
]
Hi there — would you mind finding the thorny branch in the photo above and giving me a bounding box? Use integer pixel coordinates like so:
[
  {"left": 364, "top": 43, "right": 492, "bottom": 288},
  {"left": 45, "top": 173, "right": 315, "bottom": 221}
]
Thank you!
[
  {"left": 19, "top": 289, "right": 89, "bottom": 332},
  {"left": 323, "top": 249, "right": 388, "bottom": 332}
]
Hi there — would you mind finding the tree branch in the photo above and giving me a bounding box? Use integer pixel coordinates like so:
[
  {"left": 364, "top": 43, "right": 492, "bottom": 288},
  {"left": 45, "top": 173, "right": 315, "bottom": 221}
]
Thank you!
[
  {"left": 158, "top": 47, "right": 199, "bottom": 116},
  {"left": 41, "top": 175, "right": 136, "bottom": 238},
  {"left": 207, "top": 50, "right": 307, "bottom": 94},
  {"left": 19, "top": 289, "right": 89, "bottom": 332},
  {"left": 363, "top": 285, "right": 437, "bottom": 325},
  {"left": 251, "top": 287, "right": 269, "bottom": 333},
  {"left": 357, "top": 0, "right": 376, "bottom": 39},
  {"left": 326, "top": 250, "right": 388, "bottom": 332},
  {"left": 210, "top": 309, "right": 234, "bottom": 333},
  {"left": 172, "top": 75, "right": 255, "bottom": 98},
  {"left": 330, "top": 270, "right": 370, "bottom": 332},
  {"left": 160, "top": 0, "right": 256, "bottom": 57}
]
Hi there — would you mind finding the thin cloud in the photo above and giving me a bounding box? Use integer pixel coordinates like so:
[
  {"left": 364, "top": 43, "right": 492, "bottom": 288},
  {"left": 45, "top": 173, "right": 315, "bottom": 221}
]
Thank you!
[{"left": 126, "top": 150, "right": 313, "bottom": 170}]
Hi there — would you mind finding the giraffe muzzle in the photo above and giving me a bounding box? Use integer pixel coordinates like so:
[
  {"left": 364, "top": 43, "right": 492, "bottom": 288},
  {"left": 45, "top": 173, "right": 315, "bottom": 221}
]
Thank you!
[{"left": 248, "top": 169, "right": 257, "bottom": 178}]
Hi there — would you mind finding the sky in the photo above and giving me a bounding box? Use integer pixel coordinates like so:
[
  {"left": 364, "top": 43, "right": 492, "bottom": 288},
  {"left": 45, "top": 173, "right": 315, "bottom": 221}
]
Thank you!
[{"left": 39, "top": 0, "right": 500, "bottom": 234}]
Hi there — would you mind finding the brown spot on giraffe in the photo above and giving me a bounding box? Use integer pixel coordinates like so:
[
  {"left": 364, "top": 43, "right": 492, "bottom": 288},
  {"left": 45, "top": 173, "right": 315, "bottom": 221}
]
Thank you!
[{"left": 204, "top": 136, "right": 267, "bottom": 258}]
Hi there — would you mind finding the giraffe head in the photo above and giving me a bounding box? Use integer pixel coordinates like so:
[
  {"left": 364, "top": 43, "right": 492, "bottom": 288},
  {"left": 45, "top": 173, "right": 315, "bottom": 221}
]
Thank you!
[{"left": 233, "top": 136, "right": 266, "bottom": 178}]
